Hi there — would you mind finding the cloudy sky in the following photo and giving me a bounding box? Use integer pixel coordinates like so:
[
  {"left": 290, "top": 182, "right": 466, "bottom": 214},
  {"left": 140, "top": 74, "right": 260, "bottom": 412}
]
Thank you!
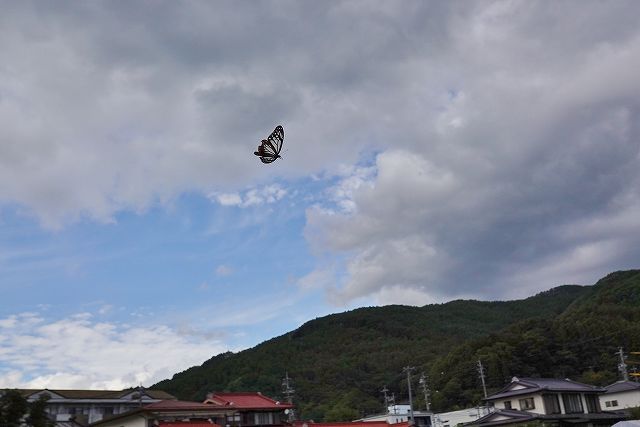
[{"left": 1, "top": 1, "right": 640, "bottom": 391}]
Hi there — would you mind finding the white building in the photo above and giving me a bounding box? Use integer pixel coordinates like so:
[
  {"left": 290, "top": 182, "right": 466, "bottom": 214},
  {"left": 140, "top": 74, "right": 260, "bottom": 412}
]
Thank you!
[
  {"left": 600, "top": 381, "right": 640, "bottom": 410},
  {"left": 468, "top": 377, "right": 625, "bottom": 427},
  {"left": 432, "top": 407, "right": 491, "bottom": 427},
  {"left": 356, "top": 404, "right": 434, "bottom": 427},
  {"left": 20, "top": 387, "right": 175, "bottom": 425}
]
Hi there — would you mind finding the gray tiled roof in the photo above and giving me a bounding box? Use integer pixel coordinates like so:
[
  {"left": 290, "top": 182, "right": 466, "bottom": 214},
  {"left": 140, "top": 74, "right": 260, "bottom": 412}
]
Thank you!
[
  {"left": 17, "top": 388, "right": 175, "bottom": 400},
  {"left": 485, "top": 377, "right": 603, "bottom": 401},
  {"left": 605, "top": 380, "right": 640, "bottom": 394}
]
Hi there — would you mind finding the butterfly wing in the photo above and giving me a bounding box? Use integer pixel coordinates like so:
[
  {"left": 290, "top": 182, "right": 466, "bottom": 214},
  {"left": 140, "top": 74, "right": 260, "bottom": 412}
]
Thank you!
[
  {"left": 266, "top": 125, "right": 284, "bottom": 155},
  {"left": 254, "top": 125, "right": 284, "bottom": 163},
  {"left": 259, "top": 156, "right": 277, "bottom": 164}
]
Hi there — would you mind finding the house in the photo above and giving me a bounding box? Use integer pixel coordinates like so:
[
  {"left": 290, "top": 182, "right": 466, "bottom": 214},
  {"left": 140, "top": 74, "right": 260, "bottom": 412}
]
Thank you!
[
  {"left": 203, "top": 391, "right": 294, "bottom": 427},
  {"left": 467, "top": 377, "right": 626, "bottom": 427},
  {"left": 18, "top": 387, "right": 175, "bottom": 426},
  {"left": 355, "top": 404, "right": 434, "bottom": 426},
  {"left": 90, "top": 399, "right": 233, "bottom": 427},
  {"left": 432, "top": 407, "right": 491, "bottom": 427},
  {"left": 600, "top": 381, "right": 640, "bottom": 410},
  {"left": 293, "top": 421, "right": 410, "bottom": 427},
  {"left": 91, "top": 392, "right": 294, "bottom": 427}
]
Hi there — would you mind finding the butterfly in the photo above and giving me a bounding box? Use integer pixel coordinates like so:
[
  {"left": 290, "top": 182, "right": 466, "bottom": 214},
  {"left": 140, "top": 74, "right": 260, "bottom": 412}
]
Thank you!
[{"left": 254, "top": 125, "right": 284, "bottom": 164}]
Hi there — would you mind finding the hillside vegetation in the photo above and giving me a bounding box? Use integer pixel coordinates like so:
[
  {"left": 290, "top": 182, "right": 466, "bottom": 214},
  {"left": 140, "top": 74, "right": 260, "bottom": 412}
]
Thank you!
[{"left": 155, "top": 271, "right": 640, "bottom": 420}]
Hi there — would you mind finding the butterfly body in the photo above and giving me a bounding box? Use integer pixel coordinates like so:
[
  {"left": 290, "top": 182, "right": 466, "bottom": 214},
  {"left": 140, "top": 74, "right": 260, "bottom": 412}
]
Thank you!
[{"left": 254, "top": 125, "right": 284, "bottom": 164}]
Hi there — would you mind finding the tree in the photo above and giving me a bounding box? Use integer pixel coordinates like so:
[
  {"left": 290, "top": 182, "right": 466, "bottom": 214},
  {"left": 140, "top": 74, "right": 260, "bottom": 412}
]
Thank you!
[
  {"left": 0, "top": 390, "right": 28, "bottom": 427},
  {"left": 27, "top": 395, "right": 54, "bottom": 427},
  {"left": 0, "top": 390, "right": 54, "bottom": 427}
]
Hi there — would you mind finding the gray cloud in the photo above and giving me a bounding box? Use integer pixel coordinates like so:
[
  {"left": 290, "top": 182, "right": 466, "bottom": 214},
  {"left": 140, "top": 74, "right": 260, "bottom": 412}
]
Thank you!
[
  {"left": 1, "top": 1, "right": 639, "bottom": 301},
  {"left": 302, "top": 1, "right": 640, "bottom": 304}
]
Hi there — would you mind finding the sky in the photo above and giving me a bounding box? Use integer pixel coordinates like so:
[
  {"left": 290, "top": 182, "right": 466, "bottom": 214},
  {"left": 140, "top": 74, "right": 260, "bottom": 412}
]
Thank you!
[{"left": 1, "top": 1, "right": 640, "bottom": 391}]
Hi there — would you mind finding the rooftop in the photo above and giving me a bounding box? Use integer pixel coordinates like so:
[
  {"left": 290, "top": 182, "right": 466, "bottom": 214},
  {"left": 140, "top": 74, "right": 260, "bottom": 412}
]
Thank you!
[
  {"left": 18, "top": 388, "right": 175, "bottom": 400},
  {"left": 205, "top": 392, "right": 294, "bottom": 410},
  {"left": 485, "top": 377, "right": 604, "bottom": 401},
  {"left": 605, "top": 380, "right": 640, "bottom": 394}
]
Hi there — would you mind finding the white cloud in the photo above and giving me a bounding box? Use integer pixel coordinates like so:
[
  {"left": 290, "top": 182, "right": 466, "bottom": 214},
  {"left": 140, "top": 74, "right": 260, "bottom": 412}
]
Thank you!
[
  {"left": 215, "top": 193, "right": 243, "bottom": 206},
  {"left": 209, "top": 184, "right": 287, "bottom": 208},
  {"left": 0, "top": 312, "right": 225, "bottom": 389},
  {"left": 215, "top": 264, "right": 233, "bottom": 277},
  {"left": 1, "top": 1, "right": 640, "bottom": 307},
  {"left": 302, "top": 5, "right": 640, "bottom": 304}
]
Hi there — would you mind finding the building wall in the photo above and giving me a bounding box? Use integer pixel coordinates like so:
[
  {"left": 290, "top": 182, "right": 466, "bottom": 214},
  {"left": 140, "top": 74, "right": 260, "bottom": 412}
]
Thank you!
[
  {"left": 600, "top": 391, "right": 640, "bottom": 409},
  {"left": 491, "top": 393, "right": 545, "bottom": 414},
  {"left": 491, "top": 392, "right": 605, "bottom": 415},
  {"left": 433, "top": 407, "right": 490, "bottom": 427},
  {"left": 95, "top": 414, "right": 147, "bottom": 427}
]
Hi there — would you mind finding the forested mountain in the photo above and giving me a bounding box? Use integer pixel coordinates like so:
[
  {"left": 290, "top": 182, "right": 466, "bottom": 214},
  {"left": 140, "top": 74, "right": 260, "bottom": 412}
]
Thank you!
[
  {"left": 154, "top": 270, "right": 640, "bottom": 421},
  {"left": 428, "top": 270, "right": 640, "bottom": 410}
]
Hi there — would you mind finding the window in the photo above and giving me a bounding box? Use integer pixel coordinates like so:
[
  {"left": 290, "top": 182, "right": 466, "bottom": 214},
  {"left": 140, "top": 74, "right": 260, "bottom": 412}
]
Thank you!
[
  {"left": 255, "top": 412, "right": 274, "bottom": 425},
  {"left": 605, "top": 400, "right": 619, "bottom": 407},
  {"left": 562, "top": 393, "right": 583, "bottom": 414},
  {"left": 543, "top": 394, "right": 561, "bottom": 414},
  {"left": 584, "top": 395, "right": 600, "bottom": 413},
  {"left": 519, "top": 398, "right": 535, "bottom": 410},
  {"left": 504, "top": 401, "right": 512, "bottom": 410}
]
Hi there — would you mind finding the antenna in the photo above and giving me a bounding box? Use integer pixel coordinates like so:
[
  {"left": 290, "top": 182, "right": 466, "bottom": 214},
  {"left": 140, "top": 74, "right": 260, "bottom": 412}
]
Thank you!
[
  {"left": 418, "top": 373, "right": 431, "bottom": 412},
  {"left": 403, "top": 366, "right": 416, "bottom": 426},
  {"left": 477, "top": 360, "right": 488, "bottom": 398},
  {"left": 282, "top": 372, "right": 296, "bottom": 421}
]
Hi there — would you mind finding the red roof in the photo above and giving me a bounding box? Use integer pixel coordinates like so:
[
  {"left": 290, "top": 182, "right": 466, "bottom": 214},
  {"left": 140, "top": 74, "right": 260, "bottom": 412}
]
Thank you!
[
  {"left": 144, "top": 400, "right": 224, "bottom": 411},
  {"left": 293, "top": 422, "right": 408, "bottom": 427},
  {"left": 205, "top": 392, "right": 293, "bottom": 410},
  {"left": 159, "top": 423, "right": 222, "bottom": 427}
]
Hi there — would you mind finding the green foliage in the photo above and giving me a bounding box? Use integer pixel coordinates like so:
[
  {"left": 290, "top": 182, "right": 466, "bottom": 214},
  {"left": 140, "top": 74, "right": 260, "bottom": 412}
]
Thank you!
[
  {"left": 430, "top": 270, "right": 640, "bottom": 410},
  {"left": 152, "top": 270, "right": 640, "bottom": 420},
  {"left": 0, "top": 390, "right": 53, "bottom": 427},
  {"left": 26, "top": 396, "right": 54, "bottom": 427},
  {"left": 0, "top": 390, "right": 28, "bottom": 427},
  {"left": 154, "top": 282, "right": 591, "bottom": 420},
  {"left": 629, "top": 406, "right": 640, "bottom": 420}
]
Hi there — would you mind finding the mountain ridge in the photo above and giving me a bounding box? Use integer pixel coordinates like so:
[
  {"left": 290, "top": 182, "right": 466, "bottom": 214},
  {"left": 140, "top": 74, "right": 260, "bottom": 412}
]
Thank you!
[{"left": 154, "top": 278, "right": 607, "bottom": 420}]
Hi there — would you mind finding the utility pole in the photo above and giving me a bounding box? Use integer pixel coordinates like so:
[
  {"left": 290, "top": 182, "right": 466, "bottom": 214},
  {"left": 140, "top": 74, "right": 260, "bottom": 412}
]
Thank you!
[
  {"left": 418, "top": 373, "right": 431, "bottom": 412},
  {"left": 389, "top": 393, "right": 397, "bottom": 414},
  {"left": 282, "top": 372, "right": 295, "bottom": 421},
  {"left": 403, "top": 366, "right": 416, "bottom": 426},
  {"left": 477, "top": 360, "right": 488, "bottom": 398},
  {"left": 629, "top": 351, "right": 640, "bottom": 381},
  {"left": 381, "top": 386, "right": 391, "bottom": 413},
  {"left": 617, "top": 348, "right": 629, "bottom": 381}
]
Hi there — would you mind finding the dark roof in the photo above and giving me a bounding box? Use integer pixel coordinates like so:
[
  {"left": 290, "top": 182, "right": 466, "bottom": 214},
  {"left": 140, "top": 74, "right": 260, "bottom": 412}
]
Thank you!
[
  {"left": 144, "top": 400, "right": 226, "bottom": 411},
  {"left": 159, "top": 423, "right": 222, "bottom": 427},
  {"left": 464, "top": 409, "right": 536, "bottom": 427},
  {"left": 485, "top": 377, "right": 603, "bottom": 400},
  {"left": 293, "top": 422, "right": 408, "bottom": 427},
  {"left": 465, "top": 409, "right": 625, "bottom": 427},
  {"left": 605, "top": 380, "right": 640, "bottom": 394},
  {"left": 90, "top": 399, "right": 232, "bottom": 426},
  {"left": 17, "top": 388, "right": 175, "bottom": 400}
]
